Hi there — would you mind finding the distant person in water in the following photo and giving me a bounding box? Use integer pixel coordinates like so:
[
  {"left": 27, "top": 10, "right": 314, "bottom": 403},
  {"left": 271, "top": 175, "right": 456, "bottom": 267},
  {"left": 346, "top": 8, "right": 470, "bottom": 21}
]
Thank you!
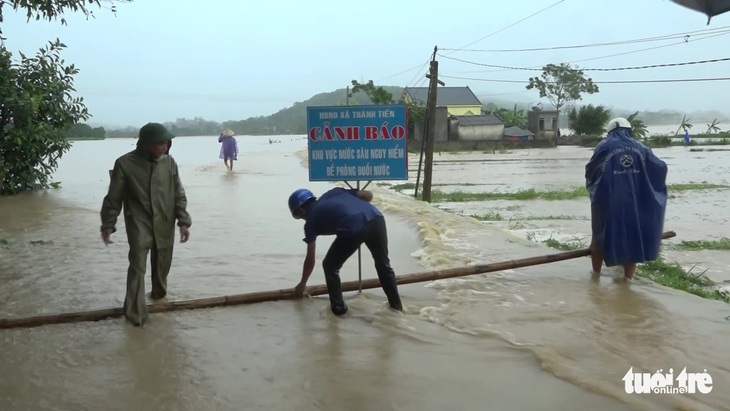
[
  {"left": 218, "top": 129, "right": 239, "bottom": 171},
  {"left": 585, "top": 117, "right": 668, "bottom": 280}
]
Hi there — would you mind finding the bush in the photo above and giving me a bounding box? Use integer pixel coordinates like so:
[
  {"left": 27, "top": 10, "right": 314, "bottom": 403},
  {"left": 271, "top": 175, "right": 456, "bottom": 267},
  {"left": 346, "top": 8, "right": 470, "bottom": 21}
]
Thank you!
[{"left": 0, "top": 40, "right": 89, "bottom": 195}]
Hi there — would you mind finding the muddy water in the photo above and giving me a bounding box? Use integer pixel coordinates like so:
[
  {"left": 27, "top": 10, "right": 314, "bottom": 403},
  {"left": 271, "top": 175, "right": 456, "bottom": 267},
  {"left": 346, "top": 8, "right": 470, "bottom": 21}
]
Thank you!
[{"left": 0, "top": 137, "right": 728, "bottom": 411}]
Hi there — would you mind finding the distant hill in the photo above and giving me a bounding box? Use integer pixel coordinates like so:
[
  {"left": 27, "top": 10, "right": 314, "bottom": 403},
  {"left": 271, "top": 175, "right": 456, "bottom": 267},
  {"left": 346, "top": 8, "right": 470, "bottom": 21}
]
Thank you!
[
  {"left": 106, "top": 86, "right": 730, "bottom": 137},
  {"left": 221, "top": 86, "right": 404, "bottom": 135}
]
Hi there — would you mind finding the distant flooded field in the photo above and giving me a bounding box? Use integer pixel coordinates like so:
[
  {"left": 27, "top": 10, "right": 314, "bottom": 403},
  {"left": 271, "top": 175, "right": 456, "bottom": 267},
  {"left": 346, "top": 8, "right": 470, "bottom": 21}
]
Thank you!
[{"left": 390, "top": 144, "right": 730, "bottom": 290}]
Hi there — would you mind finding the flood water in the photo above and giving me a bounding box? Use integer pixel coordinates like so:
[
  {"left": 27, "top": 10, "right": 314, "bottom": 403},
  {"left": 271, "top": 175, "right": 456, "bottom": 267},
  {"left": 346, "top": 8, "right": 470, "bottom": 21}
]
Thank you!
[
  {"left": 422, "top": 145, "right": 730, "bottom": 286},
  {"left": 1, "top": 136, "right": 729, "bottom": 411}
]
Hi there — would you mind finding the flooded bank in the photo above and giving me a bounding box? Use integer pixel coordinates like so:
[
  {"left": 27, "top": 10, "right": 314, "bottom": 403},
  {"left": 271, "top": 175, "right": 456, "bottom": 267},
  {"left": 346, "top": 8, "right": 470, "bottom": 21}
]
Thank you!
[
  {"left": 1, "top": 136, "right": 729, "bottom": 411},
  {"left": 396, "top": 146, "right": 730, "bottom": 287}
]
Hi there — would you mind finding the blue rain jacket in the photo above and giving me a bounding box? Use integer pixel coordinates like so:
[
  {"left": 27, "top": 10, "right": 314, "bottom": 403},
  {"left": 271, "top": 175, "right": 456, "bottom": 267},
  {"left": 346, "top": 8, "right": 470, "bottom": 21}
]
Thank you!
[{"left": 585, "top": 128, "right": 668, "bottom": 266}]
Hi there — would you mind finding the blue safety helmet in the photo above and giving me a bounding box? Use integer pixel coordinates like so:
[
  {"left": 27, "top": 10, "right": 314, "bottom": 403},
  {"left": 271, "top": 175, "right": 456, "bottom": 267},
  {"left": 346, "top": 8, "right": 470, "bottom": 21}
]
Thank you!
[{"left": 288, "top": 188, "right": 316, "bottom": 216}]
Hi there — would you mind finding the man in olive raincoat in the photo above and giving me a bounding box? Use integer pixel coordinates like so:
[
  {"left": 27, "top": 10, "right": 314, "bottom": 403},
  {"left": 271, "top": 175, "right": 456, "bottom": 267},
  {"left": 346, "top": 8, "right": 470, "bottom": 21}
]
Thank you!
[{"left": 100, "top": 122, "right": 192, "bottom": 327}]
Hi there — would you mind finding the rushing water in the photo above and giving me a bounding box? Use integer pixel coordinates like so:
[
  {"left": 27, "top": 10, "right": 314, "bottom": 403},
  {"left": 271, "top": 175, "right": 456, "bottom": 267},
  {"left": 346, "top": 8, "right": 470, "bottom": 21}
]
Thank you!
[
  {"left": 1, "top": 136, "right": 728, "bottom": 411},
  {"left": 420, "top": 145, "right": 730, "bottom": 286}
]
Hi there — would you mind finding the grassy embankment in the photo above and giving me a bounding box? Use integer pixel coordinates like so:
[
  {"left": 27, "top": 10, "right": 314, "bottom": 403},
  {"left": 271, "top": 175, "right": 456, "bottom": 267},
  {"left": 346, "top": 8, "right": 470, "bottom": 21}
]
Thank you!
[
  {"left": 383, "top": 182, "right": 730, "bottom": 303},
  {"left": 387, "top": 182, "right": 728, "bottom": 203},
  {"left": 581, "top": 133, "right": 730, "bottom": 149},
  {"left": 405, "top": 133, "right": 729, "bottom": 153},
  {"left": 534, "top": 235, "right": 730, "bottom": 304}
]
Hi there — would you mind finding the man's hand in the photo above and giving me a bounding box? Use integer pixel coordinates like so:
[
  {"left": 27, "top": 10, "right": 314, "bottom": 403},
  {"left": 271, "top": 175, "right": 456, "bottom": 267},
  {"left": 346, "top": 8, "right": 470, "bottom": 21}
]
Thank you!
[
  {"left": 101, "top": 228, "right": 113, "bottom": 246},
  {"left": 293, "top": 281, "right": 308, "bottom": 298},
  {"left": 355, "top": 190, "right": 373, "bottom": 202},
  {"left": 179, "top": 225, "right": 190, "bottom": 243}
]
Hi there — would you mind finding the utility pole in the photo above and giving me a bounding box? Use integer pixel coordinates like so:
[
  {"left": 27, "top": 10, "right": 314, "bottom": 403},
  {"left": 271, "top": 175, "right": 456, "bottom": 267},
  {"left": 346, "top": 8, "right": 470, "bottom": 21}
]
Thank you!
[{"left": 422, "top": 46, "right": 439, "bottom": 203}]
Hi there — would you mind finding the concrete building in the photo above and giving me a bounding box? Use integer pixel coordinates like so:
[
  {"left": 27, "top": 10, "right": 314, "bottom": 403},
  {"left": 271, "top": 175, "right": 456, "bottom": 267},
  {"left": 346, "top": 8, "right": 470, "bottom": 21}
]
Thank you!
[
  {"left": 527, "top": 109, "right": 559, "bottom": 141},
  {"left": 449, "top": 114, "right": 505, "bottom": 141}
]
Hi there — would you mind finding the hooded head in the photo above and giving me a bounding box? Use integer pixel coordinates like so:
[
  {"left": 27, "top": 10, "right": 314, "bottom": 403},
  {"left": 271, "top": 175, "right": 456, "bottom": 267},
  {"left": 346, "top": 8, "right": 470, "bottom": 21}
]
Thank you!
[
  {"left": 606, "top": 117, "right": 634, "bottom": 139},
  {"left": 137, "top": 122, "right": 175, "bottom": 159}
]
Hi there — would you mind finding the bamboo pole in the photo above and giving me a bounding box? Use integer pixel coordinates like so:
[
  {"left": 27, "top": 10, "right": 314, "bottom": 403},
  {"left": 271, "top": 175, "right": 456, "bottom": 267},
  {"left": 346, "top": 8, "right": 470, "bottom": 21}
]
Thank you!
[{"left": 0, "top": 231, "right": 676, "bottom": 330}]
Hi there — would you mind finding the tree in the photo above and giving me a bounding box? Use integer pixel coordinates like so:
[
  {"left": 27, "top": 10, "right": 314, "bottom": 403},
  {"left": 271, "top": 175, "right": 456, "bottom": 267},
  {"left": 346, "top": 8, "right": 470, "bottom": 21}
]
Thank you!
[
  {"left": 705, "top": 118, "right": 721, "bottom": 134},
  {"left": 526, "top": 63, "right": 599, "bottom": 144},
  {"left": 627, "top": 111, "right": 648, "bottom": 140},
  {"left": 1, "top": 41, "right": 91, "bottom": 194},
  {"left": 675, "top": 115, "right": 693, "bottom": 135},
  {"left": 0, "top": 0, "right": 128, "bottom": 195},
  {"left": 567, "top": 104, "right": 611, "bottom": 136},
  {"left": 66, "top": 123, "right": 107, "bottom": 139},
  {"left": 351, "top": 79, "right": 425, "bottom": 138},
  {"left": 0, "top": 0, "right": 127, "bottom": 35},
  {"left": 492, "top": 104, "right": 527, "bottom": 128},
  {"left": 350, "top": 80, "right": 394, "bottom": 104}
]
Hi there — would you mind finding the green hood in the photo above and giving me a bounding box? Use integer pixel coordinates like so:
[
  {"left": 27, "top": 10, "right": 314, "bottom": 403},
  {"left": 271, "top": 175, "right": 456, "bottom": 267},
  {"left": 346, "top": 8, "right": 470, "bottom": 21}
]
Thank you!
[{"left": 137, "top": 122, "right": 175, "bottom": 145}]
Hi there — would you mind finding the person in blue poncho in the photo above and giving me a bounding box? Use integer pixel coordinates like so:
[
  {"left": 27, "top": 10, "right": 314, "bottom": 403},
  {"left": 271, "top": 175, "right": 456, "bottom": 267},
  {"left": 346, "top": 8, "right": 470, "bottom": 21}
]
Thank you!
[{"left": 585, "top": 117, "right": 669, "bottom": 280}]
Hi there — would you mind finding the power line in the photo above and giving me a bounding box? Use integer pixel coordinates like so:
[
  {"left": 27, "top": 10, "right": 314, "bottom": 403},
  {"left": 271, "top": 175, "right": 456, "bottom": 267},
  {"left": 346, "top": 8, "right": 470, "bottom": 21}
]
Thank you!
[
  {"left": 437, "top": 54, "right": 730, "bottom": 72},
  {"left": 438, "top": 30, "right": 730, "bottom": 76},
  {"left": 568, "top": 31, "right": 730, "bottom": 64},
  {"left": 404, "top": 56, "right": 434, "bottom": 88},
  {"left": 444, "top": 0, "right": 567, "bottom": 56},
  {"left": 372, "top": 19, "right": 730, "bottom": 81},
  {"left": 378, "top": 62, "right": 429, "bottom": 82},
  {"left": 439, "top": 25, "right": 730, "bottom": 53},
  {"left": 439, "top": 74, "right": 730, "bottom": 84},
  {"left": 376, "top": 0, "right": 566, "bottom": 83}
]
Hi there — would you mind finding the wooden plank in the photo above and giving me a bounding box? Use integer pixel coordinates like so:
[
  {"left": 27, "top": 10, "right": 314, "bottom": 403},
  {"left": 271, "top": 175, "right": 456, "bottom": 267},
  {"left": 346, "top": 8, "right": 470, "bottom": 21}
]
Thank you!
[{"left": 0, "top": 231, "right": 677, "bottom": 330}]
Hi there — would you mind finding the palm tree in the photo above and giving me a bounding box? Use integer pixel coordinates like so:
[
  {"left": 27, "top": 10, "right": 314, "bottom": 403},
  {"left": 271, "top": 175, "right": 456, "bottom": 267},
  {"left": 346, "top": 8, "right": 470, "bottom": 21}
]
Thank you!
[
  {"left": 675, "top": 115, "right": 693, "bottom": 135},
  {"left": 494, "top": 104, "right": 527, "bottom": 129},
  {"left": 627, "top": 111, "right": 648, "bottom": 140},
  {"left": 705, "top": 119, "right": 721, "bottom": 134}
]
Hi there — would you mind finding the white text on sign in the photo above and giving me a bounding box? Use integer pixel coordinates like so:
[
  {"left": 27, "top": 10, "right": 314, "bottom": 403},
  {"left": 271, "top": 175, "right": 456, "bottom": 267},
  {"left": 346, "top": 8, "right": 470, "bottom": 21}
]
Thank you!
[{"left": 310, "top": 147, "right": 405, "bottom": 161}]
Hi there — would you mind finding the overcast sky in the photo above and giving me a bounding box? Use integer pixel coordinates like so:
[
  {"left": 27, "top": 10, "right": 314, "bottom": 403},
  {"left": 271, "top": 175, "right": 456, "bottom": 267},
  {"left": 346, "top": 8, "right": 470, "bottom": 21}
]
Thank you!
[{"left": 3, "top": 0, "right": 730, "bottom": 128}]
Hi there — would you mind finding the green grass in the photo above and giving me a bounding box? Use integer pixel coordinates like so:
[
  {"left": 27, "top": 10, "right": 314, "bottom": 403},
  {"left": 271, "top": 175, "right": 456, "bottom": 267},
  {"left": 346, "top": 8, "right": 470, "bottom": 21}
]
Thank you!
[
  {"left": 645, "top": 137, "right": 730, "bottom": 148},
  {"left": 581, "top": 135, "right": 730, "bottom": 148},
  {"left": 667, "top": 237, "right": 730, "bottom": 251},
  {"left": 471, "top": 213, "right": 585, "bottom": 222},
  {"left": 429, "top": 188, "right": 588, "bottom": 202},
  {"left": 543, "top": 237, "right": 586, "bottom": 251},
  {"left": 470, "top": 211, "right": 506, "bottom": 221},
  {"left": 390, "top": 183, "right": 728, "bottom": 203},
  {"left": 538, "top": 236, "right": 729, "bottom": 304},
  {"left": 636, "top": 260, "right": 729, "bottom": 303}
]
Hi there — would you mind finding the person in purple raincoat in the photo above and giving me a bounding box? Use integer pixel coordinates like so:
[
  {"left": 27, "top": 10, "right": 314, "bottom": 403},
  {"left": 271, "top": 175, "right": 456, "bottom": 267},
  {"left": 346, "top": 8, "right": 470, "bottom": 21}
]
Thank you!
[{"left": 218, "top": 129, "right": 239, "bottom": 171}]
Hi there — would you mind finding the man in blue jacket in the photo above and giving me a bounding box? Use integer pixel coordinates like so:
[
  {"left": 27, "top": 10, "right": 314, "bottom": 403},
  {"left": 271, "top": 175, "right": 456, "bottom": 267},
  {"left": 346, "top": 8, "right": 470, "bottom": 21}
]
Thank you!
[
  {"left": 585, "top": 117, "right": 668, "bottom": 280},
  {"left": 288, "top": 187, "right": 403, "bottom": 315}
]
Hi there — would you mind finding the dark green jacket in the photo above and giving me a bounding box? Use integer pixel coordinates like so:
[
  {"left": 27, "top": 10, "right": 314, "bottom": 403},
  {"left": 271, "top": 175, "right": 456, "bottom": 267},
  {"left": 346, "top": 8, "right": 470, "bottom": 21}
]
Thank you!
[{"left": 100, "top": 149, "right": 192, "bottom": 249}]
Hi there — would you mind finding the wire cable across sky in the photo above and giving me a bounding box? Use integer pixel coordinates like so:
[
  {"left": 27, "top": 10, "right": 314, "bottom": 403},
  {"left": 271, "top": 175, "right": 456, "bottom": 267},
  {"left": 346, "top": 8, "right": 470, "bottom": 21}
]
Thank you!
[
  {"left": 439, "top": 74, "right": 730, "bottom": 85},
  {"left": 437, "top": 54, "right": 730, "bottom": 72},
  {"left": 439, "top": 25, "right": 730, "bottom": 53}
]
